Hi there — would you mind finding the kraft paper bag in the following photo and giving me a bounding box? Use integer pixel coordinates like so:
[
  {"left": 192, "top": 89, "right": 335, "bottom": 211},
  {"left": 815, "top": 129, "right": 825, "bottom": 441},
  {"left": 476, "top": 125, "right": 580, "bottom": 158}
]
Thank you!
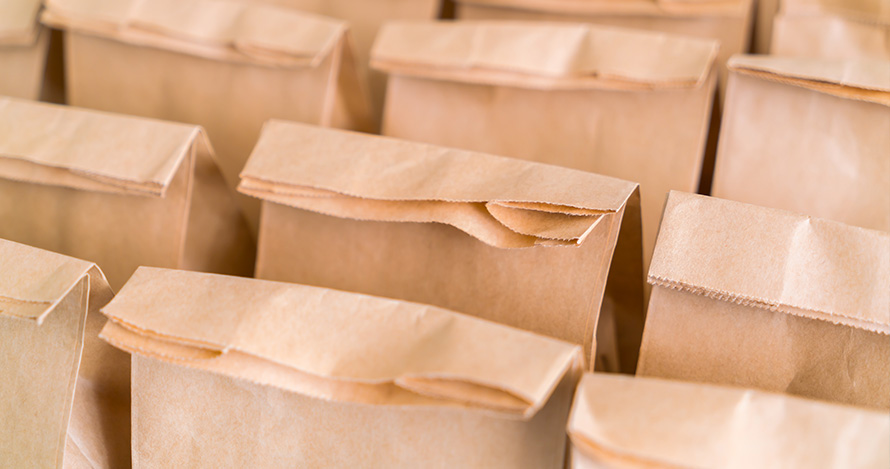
[
  {"left": 712, "top": 55, "right": 890, "bottom": 232},
  {"left": 98, "top": 267, "right": 584, "bottom": 468},
  {"left": 373, "top": 21, "right": 716, "bottom": 281},
  {"left": 0, "top": 97, "right": 254, "bottom": 290},
  {"left": 239, "top": 121, "right": 644, "bottom": 373},
  {"left": 637, "top": 191, "right": 890, "bottom": 410},
  {"left": 772, "top": 0, "right": 890, "bottom": 60},
  {"left": 568, "top": 373, "right": 890, "bottom": 468},
  {"left": 0, "top": 0, "right": 50, "bottom": 100},
  {"left": 42, "top": 0, "right": 374, "bottom": 234},
  {"left": 1, "top": 239, "right": 130, "bottom": 468},
  {"left": 244, "top": 0, "right": 442, "bottom": 123},
  {"left": 452, "top": 0, "right": 753, "bottom": 99}
]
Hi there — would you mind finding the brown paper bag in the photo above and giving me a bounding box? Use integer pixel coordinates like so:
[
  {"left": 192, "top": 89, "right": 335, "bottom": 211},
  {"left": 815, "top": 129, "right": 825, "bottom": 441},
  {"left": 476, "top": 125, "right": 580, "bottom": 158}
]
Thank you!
[
  {"left": 1, "top": 238, "right": 130, "bottom": 468},
  {"left": 568, "top": 373, "right": 890, "bottom": 468},
  {"left": 42, "top": 0, "right": 374, "bottom": 234},
  {"left": 0, "top": 97, "right": 254, "bottom": 290},
  {"left": 637, "top": 191, "right": 890, "bottom": 409},
  {"left": 98, "top": 266, "right": 583, "bottom": 467},
  {"left": 772, "top": 0, "right": 890, "bottom": 60},
  {"left": 239, "top": 121, "right": 644, "bottom": 372},
  {"left": 453, "top": 0, "right": 752, "bottom": 99},
  {"left": 0, "top": 0, "right": 51, "bottom": 100},
  {"left": 373, "top": 21, "right": 716, "bottom": 281},
  {"left": 712, "top": 55, "right": 890, "bottom": 232},
  {"left": 244, "top": 0, "right": 442, "bottom": 122},
  {"left": 239, "top": 121, "right": 643, "bottom": 371}
]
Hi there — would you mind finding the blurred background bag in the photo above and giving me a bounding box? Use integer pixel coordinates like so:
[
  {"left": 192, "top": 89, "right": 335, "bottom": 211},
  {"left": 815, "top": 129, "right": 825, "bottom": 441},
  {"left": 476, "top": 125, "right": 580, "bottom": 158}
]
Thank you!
[
  {"left": 712, "top": 55, "right": 890, "bottom": 232},
  {"left": 43, "top": 0, "right": 374, "bottom": 234},
  {"left": 0, "top": 98, "right": 254, "bottom": 289}
]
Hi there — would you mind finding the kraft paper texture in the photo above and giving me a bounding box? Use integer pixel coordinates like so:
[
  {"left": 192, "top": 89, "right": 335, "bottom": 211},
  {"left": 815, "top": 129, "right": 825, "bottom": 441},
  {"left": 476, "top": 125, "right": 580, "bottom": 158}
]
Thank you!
[
  {"left": 42, "top": 0, "right": 375, "bottom": 234},
  {"left": 0, "top": 239, "right": 129, "bottom": 468},
  {"left": 244, "top": 0, "right": 442, "bottom": 124},
  {"left": 568, "top": 373, "right": 890, "bottom": 468},
  {"left": 638, "top": 192, "right": 890, "bottom": 410},
  {"left": 239, "top": 121, "right": 644, "bottom": 373},
  {"left": 713, "top": 55, "right": 890, "bottom": 232},
  {"left": 99, "top": 267, "right": 583, "bottom": 468},
  {"left": 0, "top": 0, "right": 50, "bottom": 100},
  {"left": 772, "top": 0, "right": 890, "bottom": 60},
  {"left": 0, "top": 97, "right": 254, "bottom": 290},
  {"left": 452, "top": 0, "right": 753, "bottom": 100},
  {"left": 373, "top": 21, "right": 716, "bottom": 285}
]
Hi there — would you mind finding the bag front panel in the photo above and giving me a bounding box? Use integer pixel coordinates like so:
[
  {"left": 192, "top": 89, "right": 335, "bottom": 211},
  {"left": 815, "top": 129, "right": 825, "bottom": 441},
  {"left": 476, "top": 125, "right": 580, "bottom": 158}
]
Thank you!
[
  {"left": 638, "top": 286, "right": 890, "bottom": 409},
  {"left": 132, "top": 355, "right": 576, "bottom": 468},
  {"left": 256, "top": 202, "right": 617, "bottom": 366},
  {"left": 713, "top": 72, "right": 890, "bottom": 232}
]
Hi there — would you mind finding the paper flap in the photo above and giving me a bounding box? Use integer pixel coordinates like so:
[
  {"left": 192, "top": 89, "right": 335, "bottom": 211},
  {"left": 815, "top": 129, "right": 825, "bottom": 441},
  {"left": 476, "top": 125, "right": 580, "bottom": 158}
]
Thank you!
[
  {"left": 238, "top": 122, "right": 637, "bottom": 249},
  {"left": 99, "top": 267, "right": 582, "bottom": 417},
  {"left": 568, "top": 374, "right": 890, "bottom": 468},
  {"left": 371, "top": 22, "right": 718, "bottom": 90},
  {"left": 455, "top": 0, "right": 749, "bottom": 17},
  {"left": 0, "top": 0, "right": 41, "bottom": 45},
  {"left": 42, "top": 0, "right": 346, "bottom": 67},
  {"left": 0, "top": 238, "right": 112, "bottom": 325},
  {"left": 729, "top": 55, "right": 890, "bottom": 106},
  {"left": 649, "top": 192, "right": 890, "bottom": 335},
  {"left": 0, "top": 97, "right": 204, "bottom": 196},
  {"left": 779, "top": 0, "right": 890, "bottom": 25}
]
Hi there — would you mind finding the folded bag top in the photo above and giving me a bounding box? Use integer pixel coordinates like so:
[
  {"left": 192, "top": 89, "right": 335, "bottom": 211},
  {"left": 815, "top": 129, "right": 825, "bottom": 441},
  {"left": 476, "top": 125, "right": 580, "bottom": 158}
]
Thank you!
[
  {"left": 778, "top": 0, "right": 890, "bottom": 25},
  {"left": 0, "top": 96, "right": 212, "bottom": 197},
  {"left": 0, "top": 0, "right": 42, "bottom": 45},
  {"left": 238, "top": 121, "right": 639, "bottom": 249},
  {"left": 371, "top": 21, "right": 719, "bottom": 90},
  {"left": 649, "top": 191, "right": 890, "bottom": 335},
  {"left": 453, "top": 0, "right": 750, "bottom": 16},
  {"left": 41, "top": 0, "right": 347, "bottom": 68},
  {"left": 0, "top": 238, "right": 111, "bottom": 324},
  {"left": 100, "top": 267, "right": 583, "bottom": 418},
  {"left": 728, "top": 55, "right": 890, "bottom": 106},
  {"left": 568, "top": 373, "right": 890, "bottom": 468}
]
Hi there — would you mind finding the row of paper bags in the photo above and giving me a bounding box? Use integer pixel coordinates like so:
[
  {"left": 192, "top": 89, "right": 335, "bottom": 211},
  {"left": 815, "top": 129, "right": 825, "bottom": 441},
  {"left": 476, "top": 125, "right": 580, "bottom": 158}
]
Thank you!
[
  {"left": 2, "top": 0, "right": 889, "bottom": 271},
  {"left": 1, "top": 97, "right": 888, "bottom": 466}
]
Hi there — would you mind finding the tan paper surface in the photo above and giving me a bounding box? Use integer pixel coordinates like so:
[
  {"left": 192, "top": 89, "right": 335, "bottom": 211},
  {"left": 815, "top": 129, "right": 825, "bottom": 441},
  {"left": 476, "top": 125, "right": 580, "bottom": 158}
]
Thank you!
[
  {"left": 568, "top": 373, "right": 890, "bottom": 468},
  {"left": 0, "top": 97, "right": 254, "bottom": 290},
  {"left": 239, "top": 121, "right": 644, "bottom": 372},
  {"left": 99, "top": 267, "right": 583, "bottom": 467},
  {"left": 638, "top": 191, "right": 890, "bottom": 409},
  {"left": 243, "top": 0, "right": 442, "bottom": 123},
  {"left": 373, "top": 21, "right": 715, "bottom": 285},
  {"left": 752, "top": 0, "right": 780, "bottom": 52},
  {"left": 453, "top": 0, "right": 753, "bottom": 100},
  {"left": 42, "top": 0, "right": 374, "bottom": 234},
  {"left": 712, "top": 55, "right": 890, "bottom": 232},
  {"left": 0, "top": 0, "right": 51, "bottom": 100},
  {"left": 772, "top": 0, "right": 890, "bottom": 60},
  {"left": 0, "top": 238, "right": 129, "bottom": 468}
]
